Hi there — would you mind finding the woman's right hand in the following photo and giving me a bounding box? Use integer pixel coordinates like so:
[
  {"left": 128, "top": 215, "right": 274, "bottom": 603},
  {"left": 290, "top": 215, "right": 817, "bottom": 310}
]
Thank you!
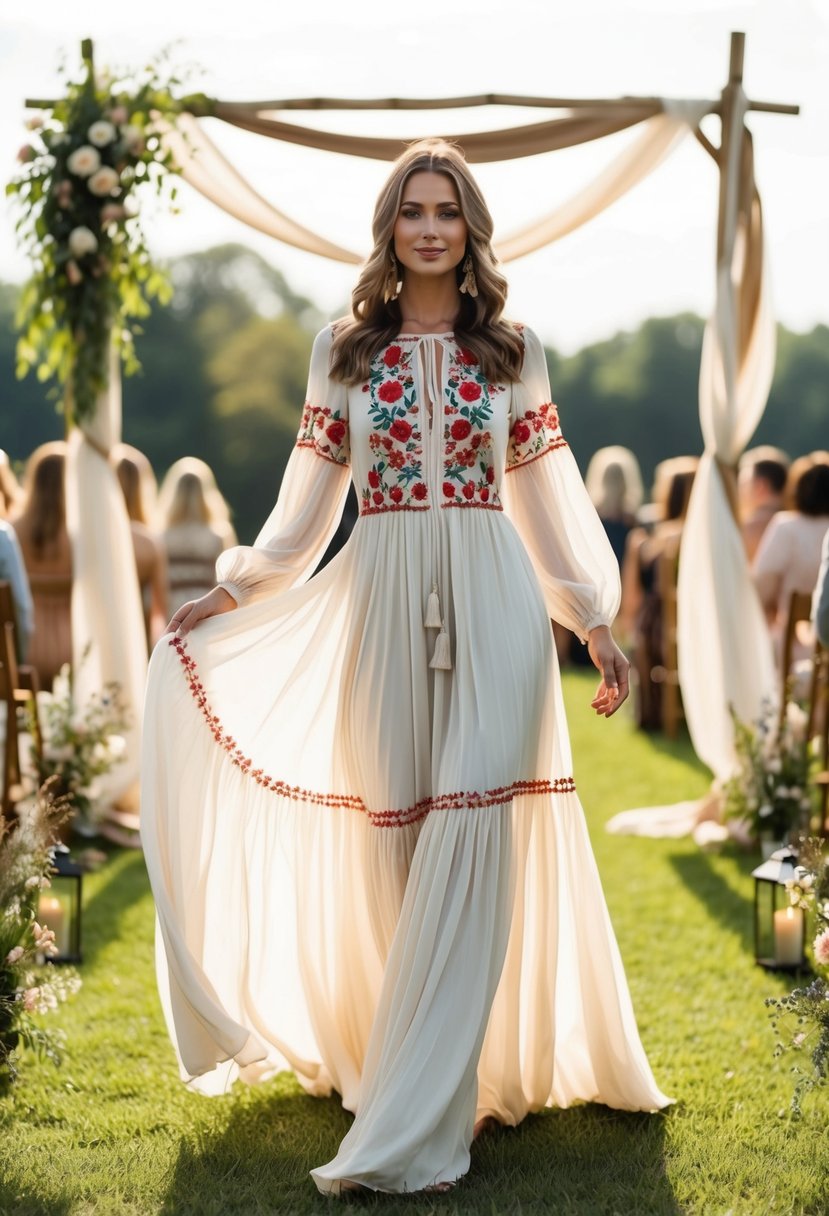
[{"left": 164, "top": 586, "right": 238, "bottom": 638}]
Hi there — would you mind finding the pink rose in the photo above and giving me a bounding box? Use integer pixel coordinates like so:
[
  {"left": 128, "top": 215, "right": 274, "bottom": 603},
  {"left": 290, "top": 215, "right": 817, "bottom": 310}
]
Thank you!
[{"left": 814, "top": 929, "right": 829, "bottom": 968}]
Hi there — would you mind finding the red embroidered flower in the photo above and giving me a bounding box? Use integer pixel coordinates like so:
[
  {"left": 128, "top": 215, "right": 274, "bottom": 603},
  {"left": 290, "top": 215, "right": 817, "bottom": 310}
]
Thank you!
[
  {"left": 459, "top": 381, "right": 482, "bottom": 402},
  {"left": 389, "top": 418, "right": 413, "bottom": 443},
  {"left": 368, "top": 469, "right": 381, "bottom": 488},
  {"left": 443, "top": 482, "right": 457, "bottom": 499},
  {"left": 382, "top": 437, "right": 393, "bottom": 451},
  {"left": 326, "top": 420, "right": 346, "bottom": 446},
  {"left": 480, "top": 487, "right": 490, "bottom": 502},
  {"left": 450, "top": 418, "right": 472, "bottom": 441},
  {"left": 362, "top": 384, "right": 370, "bottom": 392},
  {"left": 485, "top": 466, "right": 495, "bottom": 484},
  {"left": 372, "top": 490, "right": 384, "bottom": 506},
  {"left": 379, "top": 380, "right": 403, "bottom": 403},
  {"left": 384, "top": 345, "right": 403, "bottom": 367},
  {"left": 513, "top": 421, "right": 531, "bottom": 445},
  {"left": 412, "top": 483, "right": 428, "bottom": 501},
  {"left": 457, "top": 346, "right": 477, "bottom": 365},
  {"left": 462, "top": 482, "right": 475, "bottom": 500},
  {"left": 470, "top": 433, "right": 482, "bottom": 450},
  {"left": 389, "top": 485, "right": 403, "bottom": 504},
  {"left": 388, "top": 449, "right": 405, "bottom": 469}
]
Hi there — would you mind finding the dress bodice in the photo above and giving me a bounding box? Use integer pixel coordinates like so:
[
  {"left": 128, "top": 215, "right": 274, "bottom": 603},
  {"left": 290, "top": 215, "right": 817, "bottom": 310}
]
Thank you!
[{"left": 296, "top": 329, "right": 565, "bottom": 519}]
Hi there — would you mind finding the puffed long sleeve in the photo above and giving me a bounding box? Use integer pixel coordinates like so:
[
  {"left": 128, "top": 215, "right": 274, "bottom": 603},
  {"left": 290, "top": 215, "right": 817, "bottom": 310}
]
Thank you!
[
  {"left": 216, "top": 325, "right": 351, "bottom": 606},
  {"left": 502, "top": 325, "right": 621, "bottom": 641}
]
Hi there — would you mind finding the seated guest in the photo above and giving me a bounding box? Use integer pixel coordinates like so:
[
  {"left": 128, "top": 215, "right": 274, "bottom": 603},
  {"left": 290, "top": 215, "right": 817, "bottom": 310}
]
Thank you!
[
  {"left": 738, "top": 445, "right": 789, "bottom": 561},
  {"left": 158, "top": 458, "right": 237, "bottom": 617},
  {"left": 10, "top": 443, "right": 72, "bottom": 688},
  {"left": 0, "top": 450, "right": 33, "bottom": 660},
  {"left": 115, "top": 445, "right": 169, "bottom": 647},
  {"left": 753, "top": 454, "right": 829, "bottom": 667},
  {"left": 622, "top": 456, "right": 698, "bottom": 731}
]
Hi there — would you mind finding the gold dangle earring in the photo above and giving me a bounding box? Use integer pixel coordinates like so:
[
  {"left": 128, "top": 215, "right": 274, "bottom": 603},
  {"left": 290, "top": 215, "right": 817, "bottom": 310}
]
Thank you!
[
  {"left": 459, "top": 250, "right": 478, "bottom": 298},
  {"left": 383, "top": 250, "right": 402, "bottom": 304}
]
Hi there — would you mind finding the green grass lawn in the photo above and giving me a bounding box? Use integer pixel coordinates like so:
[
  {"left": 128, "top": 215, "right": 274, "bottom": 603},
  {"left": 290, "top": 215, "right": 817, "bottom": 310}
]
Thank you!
[{"left": 1, "top": 670, "right": 827, "bottom": 1216}]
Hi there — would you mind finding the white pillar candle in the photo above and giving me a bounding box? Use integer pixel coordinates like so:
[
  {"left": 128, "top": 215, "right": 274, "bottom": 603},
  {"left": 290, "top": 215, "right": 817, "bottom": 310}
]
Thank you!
[
  {"left": 773, "top": 904, "right": 803, "bottom": 966},
  {"left": 37, "top": 893, "right": 68, "bottom": 957}
]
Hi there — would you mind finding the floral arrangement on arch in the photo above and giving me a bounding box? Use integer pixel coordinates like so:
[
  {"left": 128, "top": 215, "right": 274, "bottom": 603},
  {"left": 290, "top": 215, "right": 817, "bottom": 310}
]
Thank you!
[
  {"left": 766, "top": 838, "right": 829, "bottom": 1116},
  {"left": 7, "top": 42, "right": 200, "bottom": 424},
  {"left": 29, "top": 657, "right": 131, "bottom": 828},
  {"left": 722, "top": 700, "right": 814, "bottom": 848},
  {"left": 0, "top": 782, "right": 81, "bottom": 1091}
]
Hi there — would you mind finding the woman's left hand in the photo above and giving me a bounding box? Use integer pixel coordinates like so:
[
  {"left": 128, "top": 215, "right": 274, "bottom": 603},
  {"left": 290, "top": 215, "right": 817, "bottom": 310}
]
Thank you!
[{"left": 586, "top": 625, "right": 629, "bottom": 717}]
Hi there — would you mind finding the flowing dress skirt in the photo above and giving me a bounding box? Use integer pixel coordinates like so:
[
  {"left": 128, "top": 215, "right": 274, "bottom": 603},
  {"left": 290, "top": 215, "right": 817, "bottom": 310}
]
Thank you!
[{"left": 142, "top": 509, "right": 671, "bottom": 1194}]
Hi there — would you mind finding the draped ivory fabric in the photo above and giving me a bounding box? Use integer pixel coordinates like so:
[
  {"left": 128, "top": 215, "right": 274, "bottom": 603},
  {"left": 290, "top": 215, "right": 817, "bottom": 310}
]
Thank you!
[
  {"left": 676, "top": 86, "right": 777, "bottom": 781},
  {"left": 65, "top": 344, "right": 148, "bottom": 811},
  {"left": 211, "top": 100, "right": 663, "bottom": 162},
  {"left": 157, "top": 100, "right": 710, "bottom": 265},
  {"left": 142, "top": 325, "right": 670, "bottom": 1195}
]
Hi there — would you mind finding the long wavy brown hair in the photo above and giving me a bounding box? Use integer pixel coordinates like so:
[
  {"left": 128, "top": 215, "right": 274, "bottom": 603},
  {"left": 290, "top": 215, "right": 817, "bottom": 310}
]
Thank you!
[
  {"left": 19, "top": 442, "right": 67, "bottom": 556},
  {"left": 329, "top": 138, "right": 525, "bottom": 386}
]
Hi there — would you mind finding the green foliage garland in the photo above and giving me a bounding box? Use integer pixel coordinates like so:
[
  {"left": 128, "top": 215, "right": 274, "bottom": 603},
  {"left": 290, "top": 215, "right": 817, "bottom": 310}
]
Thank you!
[{"left": 6, "top": 42, "right": 202, "bottom": 424}]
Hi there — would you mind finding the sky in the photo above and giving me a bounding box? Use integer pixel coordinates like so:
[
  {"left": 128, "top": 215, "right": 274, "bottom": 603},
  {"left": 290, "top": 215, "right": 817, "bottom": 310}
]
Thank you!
[{"left": 1, "top": 0, "right": 828, "bottom": 354}]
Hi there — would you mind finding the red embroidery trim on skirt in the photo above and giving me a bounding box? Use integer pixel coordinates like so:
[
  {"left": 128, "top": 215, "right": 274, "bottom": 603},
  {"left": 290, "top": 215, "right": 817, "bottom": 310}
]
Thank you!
[{"left": 170, "top": 636, "right": 576, "bottom": 827}]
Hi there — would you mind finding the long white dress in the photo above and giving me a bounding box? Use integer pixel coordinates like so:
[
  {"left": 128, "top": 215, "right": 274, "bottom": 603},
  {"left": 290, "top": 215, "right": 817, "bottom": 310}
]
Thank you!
[{"left": 141, "top": 321, "right": 672, "bottom": 1196}]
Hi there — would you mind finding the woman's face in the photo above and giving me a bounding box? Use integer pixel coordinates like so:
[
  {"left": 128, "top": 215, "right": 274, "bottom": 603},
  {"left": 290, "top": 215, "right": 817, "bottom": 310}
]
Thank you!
[{"left": 392, "top": 170, "right": 467, "bottom": 282}]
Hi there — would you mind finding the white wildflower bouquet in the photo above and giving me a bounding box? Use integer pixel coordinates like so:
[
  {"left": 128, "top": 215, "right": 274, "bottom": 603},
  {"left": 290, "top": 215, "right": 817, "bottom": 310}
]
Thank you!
[
  {"left": 766, "top": 838, "right": 829, "bottom": 1116},
  {"left": 31, "top": 659, "right": 130, "bottom": 826},
  {"left": 0, "top": 782, "right": 81, "bottom": 1090},
  {"left": 723, "top": 700, "right": 814, "bottom": 845}
]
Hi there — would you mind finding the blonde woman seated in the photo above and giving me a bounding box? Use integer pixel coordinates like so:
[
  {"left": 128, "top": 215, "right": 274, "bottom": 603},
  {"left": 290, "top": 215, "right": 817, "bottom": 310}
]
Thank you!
[
  {"left": 114, "top": 444, "right": 169, "bottom": 648},
  {"left": 158, "top": 458, "right": 237, "bottom": 617}
]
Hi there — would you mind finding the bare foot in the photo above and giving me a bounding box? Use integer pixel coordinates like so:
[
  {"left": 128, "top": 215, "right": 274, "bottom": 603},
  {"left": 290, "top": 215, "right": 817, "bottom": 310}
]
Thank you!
[{"left": 419, "top": 1182, "right": 456, "bottom": 1194}]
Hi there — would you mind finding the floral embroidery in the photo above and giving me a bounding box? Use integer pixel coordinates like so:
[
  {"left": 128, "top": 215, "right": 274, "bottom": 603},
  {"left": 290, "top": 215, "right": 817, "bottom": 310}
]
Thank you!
[
  {"left": 361, "top": 343, "right": 428, "bottom": 514},
  {"left": 171, "top": 636, "right": 575, "bottom": 826},
  {"left": 441, "top": 344, "right": 504, "bottom": 510},
  {"left": 506, "top": 400, "right": 567, "bottom": 471},
  {"left": 297, "top": 401, "right": 349, "bottom": 465}
]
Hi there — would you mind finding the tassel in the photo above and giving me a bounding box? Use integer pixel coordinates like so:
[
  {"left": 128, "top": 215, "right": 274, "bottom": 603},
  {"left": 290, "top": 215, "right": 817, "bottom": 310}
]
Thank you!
[
  {"left": 424, "top": 584, "right": 442, "bottom": 628},
  {"left": 429, "top": 627, "right": 452, "bottom": 671}
]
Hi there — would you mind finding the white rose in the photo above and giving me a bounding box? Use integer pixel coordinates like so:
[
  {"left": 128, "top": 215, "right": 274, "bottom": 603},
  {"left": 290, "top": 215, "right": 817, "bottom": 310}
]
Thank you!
[
  {"left": 106, "top": 734, "right": 127, "bottom": 759},
  {"left": 66, "top": 145, "right": 101, "bottom": 177},
  {"left": 68, "top": 226, "right": 98, "bottom": 258},
  {"left": 758, "top": 804, "right": 773, "bottom": 819},
  {"left": 87, "top": 166, "right": 120, "bottom": 197},
  {"left": 766, "top": 757, "right": 782, "bottom": 774},
  {"left": 88, "top": 120, "right": 116, "bottom": 147},
  {"left": 785, "top": 702, "right": 808, "bottom": 743}
]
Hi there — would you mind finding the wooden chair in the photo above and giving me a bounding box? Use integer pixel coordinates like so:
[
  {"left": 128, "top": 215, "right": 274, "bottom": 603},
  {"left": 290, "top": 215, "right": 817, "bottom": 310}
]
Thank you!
[
  {"left": 654, "top": 536, "right": 684, "bottom": 739},
  {"left": 779, "top": 591, "right": 814, "bottom": 722},
  {"left": 0, "top": 581, "right": 43, "bottom": 819}
]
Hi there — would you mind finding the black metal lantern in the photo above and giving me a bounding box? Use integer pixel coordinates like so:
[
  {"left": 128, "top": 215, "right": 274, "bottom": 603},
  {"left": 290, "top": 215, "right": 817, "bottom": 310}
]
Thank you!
[
  {"left": 751, "top": 847, "right": 807, "bottom": 972},
  {"left": 36, "top": 845, "right": 83, "bottom": 965}
]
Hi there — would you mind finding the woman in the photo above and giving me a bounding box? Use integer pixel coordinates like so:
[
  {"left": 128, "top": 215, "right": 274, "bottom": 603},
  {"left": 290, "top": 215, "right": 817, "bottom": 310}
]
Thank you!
[
  {"left": 621, "top": 456, "right": 697, "bottom": 731},
  {"left": 11, "top": 442, "right": 72, "bottom": 688},
  {"left": 114, "top": 445, "right": 169, "bottom": 648},
  {"left": 142, "top": 139, "right": 670, "bottom": 1197},
  {"left": 0, "top": 449, "right": 34, "bottom": 662},
  {"left": 753, "top": 453, "right": 829, "bottom": 667},
  {"left": 157, "top": 457, "right": 237, "bottom": 616}
]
